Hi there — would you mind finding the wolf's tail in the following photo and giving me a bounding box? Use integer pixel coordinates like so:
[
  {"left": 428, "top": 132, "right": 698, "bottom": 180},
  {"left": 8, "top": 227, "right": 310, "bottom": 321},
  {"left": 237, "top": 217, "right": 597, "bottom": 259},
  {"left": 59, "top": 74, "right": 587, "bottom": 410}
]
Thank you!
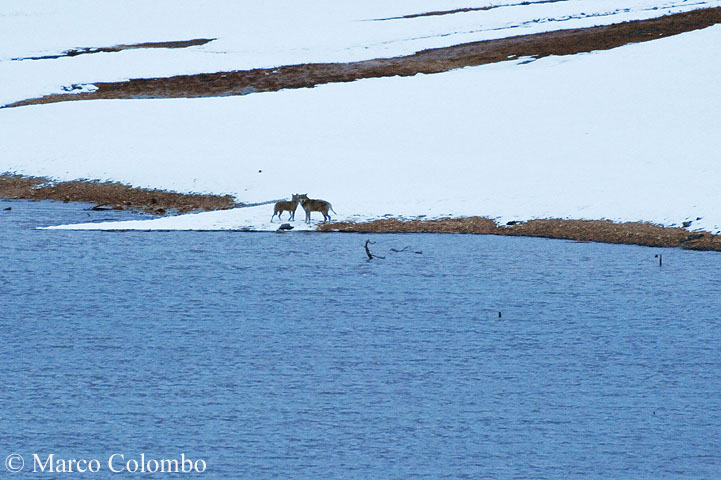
[{"left": 330, "top": 204, "right": 337, "bottom": 215}]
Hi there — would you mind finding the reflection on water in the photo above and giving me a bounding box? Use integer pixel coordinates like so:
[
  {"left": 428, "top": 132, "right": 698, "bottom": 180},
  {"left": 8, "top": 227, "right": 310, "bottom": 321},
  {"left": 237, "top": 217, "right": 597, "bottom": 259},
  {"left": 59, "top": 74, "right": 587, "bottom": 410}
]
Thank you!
[{"left": 2, "top": 199, "right": 721, "bottom": 478}]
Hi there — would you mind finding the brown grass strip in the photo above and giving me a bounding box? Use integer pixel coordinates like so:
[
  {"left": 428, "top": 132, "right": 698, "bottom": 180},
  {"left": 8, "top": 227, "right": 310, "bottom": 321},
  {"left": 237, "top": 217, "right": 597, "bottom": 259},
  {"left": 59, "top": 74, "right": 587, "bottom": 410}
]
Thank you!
[
  {"left": 5, "top": 7, "right": 720, "bottom": 108},
  {"left": 319, "top": 217, "right": 721, "bottom": 252},
  {"left": 12, "top": 38, "right": 215, "bottom": 62},
  {"left": 372, "top": 0, "right": 568, "bottom": 21},
  {"left": 0, "top": 174, "right": 237, "bottom": 214}
]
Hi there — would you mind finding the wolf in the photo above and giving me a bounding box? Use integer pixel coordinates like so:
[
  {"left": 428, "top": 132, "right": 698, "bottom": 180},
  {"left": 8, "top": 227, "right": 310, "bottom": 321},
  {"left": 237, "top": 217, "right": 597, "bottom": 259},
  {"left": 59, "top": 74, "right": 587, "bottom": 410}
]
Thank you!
[
  {"left": 271, "top": 194, "right": 301, "bottom": 222},
  {"left": 297, "top": 194, "right": 336, "bottom": 223}
]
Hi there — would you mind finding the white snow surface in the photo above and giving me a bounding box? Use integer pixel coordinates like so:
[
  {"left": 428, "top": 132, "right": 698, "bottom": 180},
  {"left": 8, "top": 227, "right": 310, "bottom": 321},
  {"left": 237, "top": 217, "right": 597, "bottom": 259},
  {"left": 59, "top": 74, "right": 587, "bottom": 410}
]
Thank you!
[
  {"left": 3, "top": 24, "right": 720, "bottom": 233},
  {"left": 1, "top": 2, "right": 720, "bottom": 233},
  {"left": 1, "top": 0, "right": 720, "bottom": 105}
]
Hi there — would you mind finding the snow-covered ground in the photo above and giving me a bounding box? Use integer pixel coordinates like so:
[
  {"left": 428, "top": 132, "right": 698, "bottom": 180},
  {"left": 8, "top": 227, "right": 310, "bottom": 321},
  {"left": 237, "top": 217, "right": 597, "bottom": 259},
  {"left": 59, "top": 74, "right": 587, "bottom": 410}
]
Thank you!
[
  {"left": 2, "top": 0, "right": 719, "bottom": 105},
  {"left": 1, "top": 1, "right": 720, "bottom": 232}
]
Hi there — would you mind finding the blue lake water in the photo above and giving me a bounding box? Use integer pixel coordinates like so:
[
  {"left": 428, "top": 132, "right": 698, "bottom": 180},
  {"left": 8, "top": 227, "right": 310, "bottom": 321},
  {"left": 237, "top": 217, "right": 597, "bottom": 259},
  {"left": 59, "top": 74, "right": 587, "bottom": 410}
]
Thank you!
[{"left": 1, "top": 198, "right": 721, "bottom": 479}]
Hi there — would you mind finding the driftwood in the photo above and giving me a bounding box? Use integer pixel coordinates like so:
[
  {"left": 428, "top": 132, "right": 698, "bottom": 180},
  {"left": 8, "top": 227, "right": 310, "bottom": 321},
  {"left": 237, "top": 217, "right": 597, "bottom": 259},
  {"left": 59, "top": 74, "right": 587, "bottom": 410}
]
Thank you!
[
  {"left": 365, "top": 241, "right": 425, "bottom": 260},
  {"left": 389, "top": 246, "right": 422, "bottom": 254},
  {"left": 364, "top": 240, "right": 385, "bottom": 260}
]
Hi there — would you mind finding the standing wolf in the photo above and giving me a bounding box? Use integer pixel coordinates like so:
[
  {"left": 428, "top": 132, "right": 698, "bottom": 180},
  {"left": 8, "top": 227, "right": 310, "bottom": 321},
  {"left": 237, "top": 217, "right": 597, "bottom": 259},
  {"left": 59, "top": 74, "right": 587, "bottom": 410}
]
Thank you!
[
  {"left": 271, "top": 194, "right": 301, "bottom": 222},
  {"left": 297, "top": 194, "right": 336, "bottom": 223}
]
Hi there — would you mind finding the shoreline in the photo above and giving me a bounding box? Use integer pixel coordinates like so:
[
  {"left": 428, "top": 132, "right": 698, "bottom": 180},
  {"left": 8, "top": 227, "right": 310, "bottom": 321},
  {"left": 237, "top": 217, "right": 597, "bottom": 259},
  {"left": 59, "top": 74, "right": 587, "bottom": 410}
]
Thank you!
[
  {"left": 4, "top": 173, "right": 718, "bottom": 251},
  {"left": 0, "top": 174, "right": 237, "bottom": 215},
  {"left": 4, "top": 174, "right": 719, "bottom": 251},
  {"left": 318, "top": 218, "right": 721, "bottom": 252}
]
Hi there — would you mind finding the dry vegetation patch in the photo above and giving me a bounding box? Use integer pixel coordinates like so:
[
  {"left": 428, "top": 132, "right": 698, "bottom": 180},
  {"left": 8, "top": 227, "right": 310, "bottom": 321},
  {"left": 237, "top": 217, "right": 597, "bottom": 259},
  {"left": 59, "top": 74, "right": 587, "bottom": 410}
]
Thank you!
[
  {"left": 12, "top": 38, "right": 214, "bottom": 62},
  {"left": 371, "top": 0, "right": 567, "bottom": 21},
  {"left": 319, "top": 217, "right": 721, "bottom": 252},
  {"left": 5, "top": 8, "right": 720, "bottom": 108},
  {"left": 0, "top": 174, "right": 237, "bottom": 214}
]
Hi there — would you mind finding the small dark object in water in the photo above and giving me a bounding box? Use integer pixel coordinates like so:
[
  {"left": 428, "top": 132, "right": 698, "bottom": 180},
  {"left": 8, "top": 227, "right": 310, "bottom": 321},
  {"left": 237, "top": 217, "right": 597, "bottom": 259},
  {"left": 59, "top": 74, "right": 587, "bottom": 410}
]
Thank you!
[
  {"left": 364, "top": 239, "right": 384, "bottom": 260},
  {"left": 91, "top": 204, "right": 112, "bottom": 211},
  {"left": 498, "top": 311, "right": 502, "bottom": 318},
  {"left": 3, "top": 207, "right": 10, "bottom": 211},
  {"left": 277, "top": 223, "right": 293, "bottom": 231},
  {"left": 654, "top": 254, "right": 662, "bottom": 267},
  {"left": 390, "top": 246, "right": 423, "bottom": 255}
]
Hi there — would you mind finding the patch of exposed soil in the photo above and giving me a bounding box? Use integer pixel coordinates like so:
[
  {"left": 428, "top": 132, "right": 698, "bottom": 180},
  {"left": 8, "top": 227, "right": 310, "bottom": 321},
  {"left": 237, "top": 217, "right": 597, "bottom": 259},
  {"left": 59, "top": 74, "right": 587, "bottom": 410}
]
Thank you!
[
  {"left": 5, "top": 8, "right": 720, "bottom": 108},
  {"left": 0, "top": 174, "right": 237, "bottom": 214},
  {"left": 12, "top": 38, "right": 215, "bottom": 61},
  {"left": 372, "top": 0, "right": 567, "bottom": 21},
  {"left": 318, "top": 217, "right": 721, "bottom": 252}
]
